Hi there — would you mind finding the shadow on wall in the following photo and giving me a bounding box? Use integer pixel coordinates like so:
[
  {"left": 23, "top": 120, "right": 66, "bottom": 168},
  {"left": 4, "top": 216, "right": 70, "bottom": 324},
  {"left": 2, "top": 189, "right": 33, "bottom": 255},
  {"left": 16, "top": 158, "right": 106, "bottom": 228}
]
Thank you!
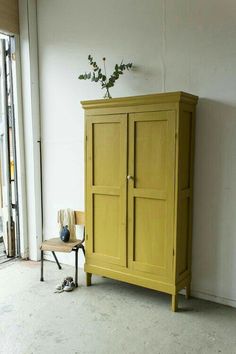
[{"left": 192, "top": 98, "right": 236, "bottom": 300}]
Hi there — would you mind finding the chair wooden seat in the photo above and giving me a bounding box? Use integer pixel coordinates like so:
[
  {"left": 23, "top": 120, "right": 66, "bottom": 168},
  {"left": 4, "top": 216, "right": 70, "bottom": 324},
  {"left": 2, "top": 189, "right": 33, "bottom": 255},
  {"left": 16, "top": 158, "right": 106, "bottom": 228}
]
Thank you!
[
  {"left": 41, "top": 238, "right": 83, "bottom": 253},
  {"left": 40, "top": 211, "right": 85, "bottom": 287}
]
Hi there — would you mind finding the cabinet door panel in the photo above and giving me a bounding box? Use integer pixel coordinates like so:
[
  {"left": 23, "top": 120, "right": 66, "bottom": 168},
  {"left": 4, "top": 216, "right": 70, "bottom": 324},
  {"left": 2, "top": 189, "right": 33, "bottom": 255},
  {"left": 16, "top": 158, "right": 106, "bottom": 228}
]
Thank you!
[
  {"left": 93, "top": 122, "right": 120, "bottom": 187},
  {"left": 128, "top": 111, "right": 176, "bottom": 279},
  {"left": 86, "top": 115, "right": 127, "bottom": 267},
  {"left": 93, "top": 194, "right": 120, "bottom": 258},
  {"left": 135, "top": 120, "right": 167, "bottom": 190},
  {"left": 134, "top": 198, "right": 166, "bottom": 268}
]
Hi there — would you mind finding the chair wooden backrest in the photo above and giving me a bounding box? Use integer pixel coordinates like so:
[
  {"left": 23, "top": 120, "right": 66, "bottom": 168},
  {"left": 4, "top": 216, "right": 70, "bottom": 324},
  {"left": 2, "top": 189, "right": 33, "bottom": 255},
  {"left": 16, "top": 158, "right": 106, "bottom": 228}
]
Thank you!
[{"left": 75, "top": 211, "right": 85, "bottom": 225}]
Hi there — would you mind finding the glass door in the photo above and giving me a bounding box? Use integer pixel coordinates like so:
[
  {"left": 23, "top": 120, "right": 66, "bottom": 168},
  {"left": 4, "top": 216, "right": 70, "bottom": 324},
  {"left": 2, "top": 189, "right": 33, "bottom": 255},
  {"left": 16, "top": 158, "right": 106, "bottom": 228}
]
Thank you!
[{"left": 0, "top": 35, "right": 19, "bottom": 259}]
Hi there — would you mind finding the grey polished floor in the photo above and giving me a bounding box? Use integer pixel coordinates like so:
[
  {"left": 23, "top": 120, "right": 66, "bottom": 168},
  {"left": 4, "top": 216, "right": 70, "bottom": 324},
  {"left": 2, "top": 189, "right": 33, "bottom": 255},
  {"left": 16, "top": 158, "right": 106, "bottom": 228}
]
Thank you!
[{"left": 0, "top": 260, "right": 235, "bottom": 354}]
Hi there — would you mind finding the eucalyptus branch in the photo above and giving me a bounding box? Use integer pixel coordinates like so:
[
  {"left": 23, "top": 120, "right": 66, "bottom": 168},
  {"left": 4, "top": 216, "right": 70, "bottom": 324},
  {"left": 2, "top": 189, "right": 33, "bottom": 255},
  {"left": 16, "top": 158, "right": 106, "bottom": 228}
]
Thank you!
[{"left": 79, "top": 55, "right": 133, "bottom": 98}]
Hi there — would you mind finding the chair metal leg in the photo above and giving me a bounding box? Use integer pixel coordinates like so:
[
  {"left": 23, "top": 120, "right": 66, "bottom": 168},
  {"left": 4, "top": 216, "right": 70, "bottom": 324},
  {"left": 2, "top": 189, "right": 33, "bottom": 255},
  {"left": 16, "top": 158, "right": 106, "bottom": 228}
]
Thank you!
[
  {"left": 52, "top": 251, "right": 62, "bottom": 269},
  {"left": 80, "top": 244, "right": 85, "bottom": 257},
  {"left": 75, "top": 248, "right": 78, "bottom": 287},
  {"left": 40, "top": 250, "right": 44, "bottom": 281}
]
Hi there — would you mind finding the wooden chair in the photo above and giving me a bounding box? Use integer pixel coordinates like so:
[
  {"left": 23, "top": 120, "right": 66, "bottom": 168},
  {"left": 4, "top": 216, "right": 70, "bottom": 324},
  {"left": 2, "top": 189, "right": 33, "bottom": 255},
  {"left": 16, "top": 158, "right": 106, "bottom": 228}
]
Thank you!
[{"left": 40, "top": 211, "right": 85, "bottom": 287}]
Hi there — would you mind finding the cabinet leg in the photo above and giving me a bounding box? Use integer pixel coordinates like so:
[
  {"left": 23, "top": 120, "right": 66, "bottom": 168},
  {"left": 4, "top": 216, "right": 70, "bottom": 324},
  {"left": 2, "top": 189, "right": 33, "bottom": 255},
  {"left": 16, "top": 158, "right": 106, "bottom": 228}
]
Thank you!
[
  {"left": 86, "top": 272, "right": 92, "bottom": 286},
  {"left": 185, "top": 283, "right": 191, "bottom": 300},
  {"left": 171, "top": 294, "right": 178, "bottom": 312}
]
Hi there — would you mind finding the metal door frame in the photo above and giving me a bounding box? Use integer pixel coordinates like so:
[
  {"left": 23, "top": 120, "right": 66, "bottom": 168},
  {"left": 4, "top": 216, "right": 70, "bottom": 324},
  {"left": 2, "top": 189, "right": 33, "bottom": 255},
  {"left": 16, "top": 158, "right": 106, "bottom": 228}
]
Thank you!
[{"left": 0, "top": 34, "right": 26, "bottom": 258}]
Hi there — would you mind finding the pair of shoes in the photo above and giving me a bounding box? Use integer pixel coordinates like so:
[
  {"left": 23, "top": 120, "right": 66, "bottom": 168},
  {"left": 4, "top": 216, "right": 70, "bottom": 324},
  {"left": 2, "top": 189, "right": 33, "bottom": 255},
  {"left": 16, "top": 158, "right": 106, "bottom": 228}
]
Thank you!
[
  {"left": 55, "top": 276, "right": 73, "bottom": 290},
  {"left": 55, "top": 276, "right": 75, "bottom": 293}
]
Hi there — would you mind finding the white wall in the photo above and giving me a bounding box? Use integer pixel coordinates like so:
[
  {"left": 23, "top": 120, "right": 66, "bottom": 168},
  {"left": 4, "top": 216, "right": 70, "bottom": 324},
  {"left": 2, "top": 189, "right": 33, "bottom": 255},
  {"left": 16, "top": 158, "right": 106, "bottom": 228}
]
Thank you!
[{"left": 37, "top": 0, "right": 236, "bottom": 307}]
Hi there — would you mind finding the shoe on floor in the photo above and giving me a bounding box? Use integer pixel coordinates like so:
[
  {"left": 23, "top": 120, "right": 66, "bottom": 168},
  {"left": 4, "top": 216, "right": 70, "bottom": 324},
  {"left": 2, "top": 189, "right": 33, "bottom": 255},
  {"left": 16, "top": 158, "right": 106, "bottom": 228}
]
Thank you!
[
  {"left": 54, "top": 288, "right": 64, "bottom": 293},
  {"left": 64, "top": 276, "right": 73, "bottom": 282},
  {"left": 64, "top": 281, "right": 76, "bottom": 292},
  {"left": 55, "top": 276, "right": 74, "bottom": 291}
]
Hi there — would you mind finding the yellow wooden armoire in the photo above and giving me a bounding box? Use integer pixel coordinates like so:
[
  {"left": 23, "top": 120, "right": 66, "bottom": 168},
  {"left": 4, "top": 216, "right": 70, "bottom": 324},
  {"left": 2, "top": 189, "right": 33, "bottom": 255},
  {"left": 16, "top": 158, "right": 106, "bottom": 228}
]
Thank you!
[{"left": 81, "top": 92, "right": 198, "bottom": 311}]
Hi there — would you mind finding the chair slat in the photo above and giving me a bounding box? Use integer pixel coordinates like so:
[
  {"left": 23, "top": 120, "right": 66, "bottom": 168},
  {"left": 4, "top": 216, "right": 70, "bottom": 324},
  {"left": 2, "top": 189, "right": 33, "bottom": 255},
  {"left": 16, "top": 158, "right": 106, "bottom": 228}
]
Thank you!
[
  {"left": 41, "top": 238, "right": 83, "bottom": 253},
  {"left": 75, "top": 211, "right": 85, "bottom": 225}
]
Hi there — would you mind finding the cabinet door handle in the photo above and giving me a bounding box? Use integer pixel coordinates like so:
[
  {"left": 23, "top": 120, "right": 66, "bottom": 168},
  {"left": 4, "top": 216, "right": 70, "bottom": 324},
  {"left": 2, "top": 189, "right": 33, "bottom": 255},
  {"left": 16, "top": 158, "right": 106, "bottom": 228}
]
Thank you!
[{"left": 127, "top": 175, "right": 134, "bottom": 180}]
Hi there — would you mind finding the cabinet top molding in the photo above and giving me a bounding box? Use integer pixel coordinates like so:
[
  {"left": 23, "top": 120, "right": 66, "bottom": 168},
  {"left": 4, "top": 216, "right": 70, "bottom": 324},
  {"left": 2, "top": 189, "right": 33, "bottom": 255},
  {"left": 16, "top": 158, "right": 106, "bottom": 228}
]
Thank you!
[{"left": 81, "top": 91, "right": 198, "bottom": 109}]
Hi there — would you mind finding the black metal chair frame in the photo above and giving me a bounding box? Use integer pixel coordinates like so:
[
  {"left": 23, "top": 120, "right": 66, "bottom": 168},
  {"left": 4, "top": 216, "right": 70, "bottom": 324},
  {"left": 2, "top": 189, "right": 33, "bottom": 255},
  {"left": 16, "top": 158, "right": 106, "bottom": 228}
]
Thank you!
[{"left": 40, "top": 243, "right": 85, "bottom": 287}]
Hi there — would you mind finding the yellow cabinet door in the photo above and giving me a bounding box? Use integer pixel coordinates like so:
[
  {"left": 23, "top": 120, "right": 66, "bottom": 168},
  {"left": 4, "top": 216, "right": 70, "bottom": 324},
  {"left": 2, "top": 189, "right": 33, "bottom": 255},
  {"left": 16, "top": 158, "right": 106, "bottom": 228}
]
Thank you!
[
  {"left": 128, "top": 111, "right": 176, "bottom": 280},
  {"left": 86, "top": 114, "right": 127, "bottom": 267}
]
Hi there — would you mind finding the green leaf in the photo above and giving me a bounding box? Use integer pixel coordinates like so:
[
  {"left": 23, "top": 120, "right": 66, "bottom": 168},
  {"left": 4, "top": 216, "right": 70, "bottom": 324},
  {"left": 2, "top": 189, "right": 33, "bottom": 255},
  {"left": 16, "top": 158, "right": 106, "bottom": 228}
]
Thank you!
[{"left": 78, "top": 75, "right": 84, "bottom": 79}]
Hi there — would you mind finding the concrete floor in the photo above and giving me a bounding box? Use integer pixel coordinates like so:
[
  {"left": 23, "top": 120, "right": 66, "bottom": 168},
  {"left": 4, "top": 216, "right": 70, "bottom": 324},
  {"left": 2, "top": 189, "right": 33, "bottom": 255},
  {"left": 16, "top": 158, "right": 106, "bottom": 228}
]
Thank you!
[{"left": 0, "top": 260, "right": 236, "bottom": 354}]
